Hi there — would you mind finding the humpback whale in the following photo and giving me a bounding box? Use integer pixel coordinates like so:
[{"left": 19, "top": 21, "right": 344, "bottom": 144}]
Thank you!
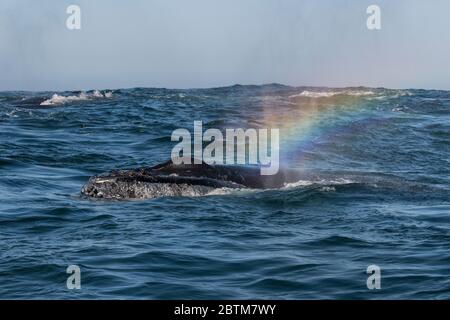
[
  {"left": 81, "top": 159, "right": 302, "bottom": 200},
  {"left": 12, "top": 97, "right": 49, "bottom": 108}
]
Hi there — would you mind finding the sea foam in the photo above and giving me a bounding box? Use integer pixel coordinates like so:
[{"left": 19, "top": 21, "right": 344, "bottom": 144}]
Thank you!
[
  {"left": 289, "top": 90, "right": 375, "bottom": 98},
  {"left": 40, "top": 90, "right": 113, "bottom": 106}
]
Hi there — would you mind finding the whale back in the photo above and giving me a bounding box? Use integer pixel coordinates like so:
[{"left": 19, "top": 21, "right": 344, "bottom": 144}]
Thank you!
[{"left": 81, "top": 159, "right": 300, "bottom": 199}]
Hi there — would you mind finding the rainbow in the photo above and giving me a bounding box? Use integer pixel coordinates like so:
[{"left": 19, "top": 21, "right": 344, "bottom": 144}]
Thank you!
[{"left": 257, "top": 89, "right": 381, "bottom": 168}]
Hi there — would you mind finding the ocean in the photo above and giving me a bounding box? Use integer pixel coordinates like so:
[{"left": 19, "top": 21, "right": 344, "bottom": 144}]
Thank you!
[{"left": 0, "top": 84, "right": 449, "bottom": 299}]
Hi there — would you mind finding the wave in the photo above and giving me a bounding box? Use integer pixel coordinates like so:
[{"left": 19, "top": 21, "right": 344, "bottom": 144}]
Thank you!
[
  {"left": 289, "top": 90, "right": 375, "bottom": 99},
  {"left": 282, "top": 178, "right": 354, "bottom": 189},
  {"left": 205, "top": 178, "right": 355, "bottom": 198},
  {"left": 40, "top": 90, "right": 113, "bottom": 106}
]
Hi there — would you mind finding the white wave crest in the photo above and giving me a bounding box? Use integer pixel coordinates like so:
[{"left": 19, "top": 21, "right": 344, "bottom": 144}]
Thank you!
[
  {"left": 40, "top": 90, "right": 113, "bottom": 106},
  {"left": 205, "top": 178, "right": 355, "bottom": 197},
  {"left": 283, "top": 178, "right": 354, "bottom": 189},
  {"left": 289, "top": 90, "right": 375, "bottom": 99},
  {"left": 206, "top": 187, "right": 257, "bottom": 196}
]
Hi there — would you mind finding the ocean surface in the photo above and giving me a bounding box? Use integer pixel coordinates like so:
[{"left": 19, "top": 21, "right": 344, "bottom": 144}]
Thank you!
[{"left": 0, "top": 84, "right": 449, "bottom": 299}]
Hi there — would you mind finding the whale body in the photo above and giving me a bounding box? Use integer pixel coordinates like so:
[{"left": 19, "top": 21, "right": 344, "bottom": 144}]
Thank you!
[
  {"left": 12, "top": 97, "right": 49, "bottom": 108},
  {"left": 81, "top": 159, "right": 301, "bottom": 200}
]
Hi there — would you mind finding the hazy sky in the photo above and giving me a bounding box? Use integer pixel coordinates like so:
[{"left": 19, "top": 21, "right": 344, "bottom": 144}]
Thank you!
[{"left": 1, "top": 0, "right": 450, "bottom": 91}]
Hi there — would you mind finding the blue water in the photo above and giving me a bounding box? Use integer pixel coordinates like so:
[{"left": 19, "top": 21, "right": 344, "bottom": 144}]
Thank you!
[{"left": 0, "top": 84, "right": 449, "bottom": 299}]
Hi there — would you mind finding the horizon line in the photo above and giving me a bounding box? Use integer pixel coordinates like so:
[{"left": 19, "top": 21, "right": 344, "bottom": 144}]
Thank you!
[{"left": 1, "top": 82, "right": 449, "bottom": 93}]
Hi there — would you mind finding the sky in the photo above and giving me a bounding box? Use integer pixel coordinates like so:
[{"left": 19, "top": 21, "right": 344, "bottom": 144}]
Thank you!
[{"left": 1, "top": 0, "right": 450, "bottom": 91}]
